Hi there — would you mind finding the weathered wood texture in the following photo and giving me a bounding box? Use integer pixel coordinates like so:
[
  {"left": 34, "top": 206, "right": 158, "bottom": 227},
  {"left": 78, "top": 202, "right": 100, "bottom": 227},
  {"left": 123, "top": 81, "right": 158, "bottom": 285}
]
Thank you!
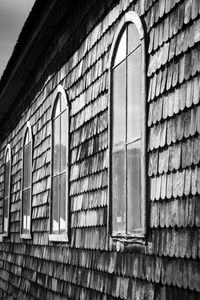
[{"left": 0, "top": 0, "right": 200, "bottom": 298}]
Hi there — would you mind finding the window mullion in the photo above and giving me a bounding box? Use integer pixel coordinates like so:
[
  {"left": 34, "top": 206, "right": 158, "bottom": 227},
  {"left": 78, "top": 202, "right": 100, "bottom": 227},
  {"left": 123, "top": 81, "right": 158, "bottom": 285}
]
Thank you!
[
  {"left": 53, "top": 170, "right": 66, "bottom": 177},
  {"left": 23, "top": 145, "right": 25, "bottom": 232},
  {"left": 59, "top": 114, "right": 62, "bottom": 234},
  {"left": 127, "top": 44, "right": 141, "bottom": 59},
  {"left": 126, "top": 137, "right": 141, "bottom": 146},
  {"left": 125, "top": 27, "right": 128, "bottom": 235}
]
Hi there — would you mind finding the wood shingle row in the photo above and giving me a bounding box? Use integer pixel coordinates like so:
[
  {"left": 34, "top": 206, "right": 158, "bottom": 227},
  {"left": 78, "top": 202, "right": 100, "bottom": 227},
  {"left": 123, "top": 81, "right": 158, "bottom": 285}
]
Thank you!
[{"left": 0, "top": 0, "right": 200, "bottom": 298}]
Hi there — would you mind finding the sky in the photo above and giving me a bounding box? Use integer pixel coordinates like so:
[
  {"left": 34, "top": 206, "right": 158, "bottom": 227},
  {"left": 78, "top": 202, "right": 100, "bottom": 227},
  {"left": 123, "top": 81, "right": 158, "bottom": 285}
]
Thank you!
[{"left": 0, "top": 0, "right": 35, "bottom": 79}]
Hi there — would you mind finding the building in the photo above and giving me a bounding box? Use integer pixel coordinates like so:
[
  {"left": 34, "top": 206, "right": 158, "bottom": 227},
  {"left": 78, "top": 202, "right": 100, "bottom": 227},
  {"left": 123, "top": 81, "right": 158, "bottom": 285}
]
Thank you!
[{"left": 0, "top": 0, "right": 200, "bottom": 298}]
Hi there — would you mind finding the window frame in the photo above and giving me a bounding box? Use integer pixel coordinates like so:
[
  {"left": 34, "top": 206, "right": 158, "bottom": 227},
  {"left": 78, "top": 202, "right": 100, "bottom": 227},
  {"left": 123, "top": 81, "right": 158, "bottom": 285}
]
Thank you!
[
  {"left": 20, "top": 121, "right": 33, "bottom": 240},
  {"left": 49, "top": 84, "right": 69, "bottom": 243},
  {"left": 108, "top": 11, "right": 147, "bottom": 244},
  {"left": 1, "top": 144, "right": 12, "bottom": 238}
]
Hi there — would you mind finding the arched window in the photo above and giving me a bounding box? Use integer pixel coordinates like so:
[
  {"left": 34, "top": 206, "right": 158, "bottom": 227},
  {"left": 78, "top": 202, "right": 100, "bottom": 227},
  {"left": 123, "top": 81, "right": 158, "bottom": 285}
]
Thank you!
[
  {"left": 50, "top": 85, "right": 69, "bottom": 242},
  {"left": 109, "top": 12, "right": 146, "bottom": 239},
  {"left": 3, "top": 144, "right": 11, "bottom": 236},
  {"left": 21, "top": 122, "right": 32, "bottom": 238}
]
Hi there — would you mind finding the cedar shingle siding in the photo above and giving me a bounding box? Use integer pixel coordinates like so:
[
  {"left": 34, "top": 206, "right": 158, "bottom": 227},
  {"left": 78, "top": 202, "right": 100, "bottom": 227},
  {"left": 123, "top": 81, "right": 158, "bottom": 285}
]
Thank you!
[{"left": 0, "top": 0, "right": 200, "bottom": 298}]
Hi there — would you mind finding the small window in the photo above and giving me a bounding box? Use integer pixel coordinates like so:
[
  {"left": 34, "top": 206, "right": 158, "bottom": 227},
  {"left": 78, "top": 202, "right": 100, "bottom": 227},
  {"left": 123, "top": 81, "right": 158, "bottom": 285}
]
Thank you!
[
  {"left": 109, "top": 12, "right": 146, "bottom": 240},
  {"left": 2, "top": 144, "right": 11, "bottom": 237},
  {"left": 21, "top": 122, "right": 32, "bottom": 239},
  {"left": 50, "top": 85, "right": 69, "bottom": 242}
]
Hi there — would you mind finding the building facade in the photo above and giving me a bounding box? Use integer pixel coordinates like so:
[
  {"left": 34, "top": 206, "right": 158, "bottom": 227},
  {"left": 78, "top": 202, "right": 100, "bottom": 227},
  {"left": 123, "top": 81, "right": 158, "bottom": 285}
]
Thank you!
[{"left": 0, "top": 0, "right": 200, "bottom": 299}]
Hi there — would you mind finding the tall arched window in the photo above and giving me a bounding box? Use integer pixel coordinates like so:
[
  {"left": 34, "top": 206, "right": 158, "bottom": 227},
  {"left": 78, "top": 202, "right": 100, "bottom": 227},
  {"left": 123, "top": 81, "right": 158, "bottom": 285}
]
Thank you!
[
  {"left": 50, "top": 85, "right": 69, "bottom": 242},
  {"left": 3, "top": 144, "right": 11, "bottom": 236},
  {"left": 109, "top": 12, "right": 146, "bottom": 239},
  {"left": 21, "top": 122, "right": 32, "bottom": 238}
]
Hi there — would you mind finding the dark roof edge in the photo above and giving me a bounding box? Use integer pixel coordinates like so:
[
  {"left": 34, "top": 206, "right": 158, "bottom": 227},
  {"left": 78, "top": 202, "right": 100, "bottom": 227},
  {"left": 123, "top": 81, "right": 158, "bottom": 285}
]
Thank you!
[{"left": 0, "top": 0, "right": 56, "bottom": 97}]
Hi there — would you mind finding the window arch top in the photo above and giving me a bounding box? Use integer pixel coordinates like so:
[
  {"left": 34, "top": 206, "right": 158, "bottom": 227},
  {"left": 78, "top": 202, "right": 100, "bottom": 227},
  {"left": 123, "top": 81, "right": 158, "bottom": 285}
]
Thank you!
[
  {"left": 5, "top": 144, "right": 11, "bottom": 163},
  {"left": 53, "top": 93, "right": 67, "bottom": 119},
  {"left": 52, "top": 85, "right": 68, "bottom": 120},
  {"left": 109, "top": 11, "right": 144, "bottom": 69},
  {"left": 113, "top": 22, "right": 141, "bottom": 68},
  {"left": 23, "top": 122, "right": 32, "bottom": 145}
]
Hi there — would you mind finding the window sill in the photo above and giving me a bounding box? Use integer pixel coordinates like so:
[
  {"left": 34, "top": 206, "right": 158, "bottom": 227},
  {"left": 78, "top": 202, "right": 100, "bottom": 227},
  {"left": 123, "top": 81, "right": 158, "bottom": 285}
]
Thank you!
[
  {"left": 109, "top": 232, "right": 146, "bottom": 252},
  {"left": 20, "top": 234, "right": 32, "bottom": 240},
  {"left": 49, "top": 233, "right": 68, "bottom": 243},
  {"left": 0, "top": 233, "right": 9, "bottom": 242},
  {"left": 112, "top": 232, "right": 145, "bottom": 242}
]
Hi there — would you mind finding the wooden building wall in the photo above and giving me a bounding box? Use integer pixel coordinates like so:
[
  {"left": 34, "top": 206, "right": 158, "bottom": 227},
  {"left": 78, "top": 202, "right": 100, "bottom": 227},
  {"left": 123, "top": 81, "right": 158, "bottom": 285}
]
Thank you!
[{"left": 0, "top": 0, "right": 200, "bottom": 299}]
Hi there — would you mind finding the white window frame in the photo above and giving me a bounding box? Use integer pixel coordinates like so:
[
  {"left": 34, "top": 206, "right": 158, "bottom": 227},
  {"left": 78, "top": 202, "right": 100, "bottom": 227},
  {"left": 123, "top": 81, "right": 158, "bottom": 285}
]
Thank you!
[
  {"left": 1, "top": 144, "right": 11, "bottom": 238},
  {"left": 108, "top": 11, "right": 147, "bottom": 244},
  {"left": 49, "top": 84, "right": 69, "bottom": 243},
  {"left": 20, "top": 121, "right": 33, "bottom": 240}
]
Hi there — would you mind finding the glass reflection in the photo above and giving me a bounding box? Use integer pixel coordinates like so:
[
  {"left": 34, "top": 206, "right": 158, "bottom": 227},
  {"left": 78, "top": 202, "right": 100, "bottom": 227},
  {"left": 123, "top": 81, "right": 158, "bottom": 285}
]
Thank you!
[
  {"left": 4, "top": 163, "right": 9, "bottom": 197},
  {"left": 23, "top": 143, "right": 31, "bottom": 188},
  {"left": 113, "top": 60, "right": 126, "bottom": 149},
  {"left": 61, "top": 94, "right": 67, "bottom": 112},
  {"left": 127, "top": 47, "right": 142, "bottom": 142},
  {"left": 54, "top": 95, "right": 61, "bottom": 118},
  {"left": 5, "top": 150, "right": 10, "bottom": 163},
  {"left": 128, "top": 23, "right": 141, "bottom": 54},
  {"left": 112, "top": 22, "right": 143, "bottom": 235},
  {"left": 3, "top": 198, "right": 8, "bottom": 233},
  {"left": 22, "top": 189, "right": 31, "bottom": 233},
  {"left": 113, "top": 29, "right": 127, "bottom": 67},
  {"left": 127, "top": 140, "right": 141, "bottom": 232},
  {"left": 24, "top": 129, "right": 30, "bottom": 145},
  {"left": 60, "top": 173, "right": 66, "bottom": 232},
  {"left": 61, "top": 112, "right": 67, "bottom": 172},
  {"left": 53, "top": 118, "right": 61, "bottom": 175},
  {"left": 52, "top": 176, "right": 59, "bottom": 233},
  {"left": 112, "top": 148, "right": 126, "bottom": 234}
]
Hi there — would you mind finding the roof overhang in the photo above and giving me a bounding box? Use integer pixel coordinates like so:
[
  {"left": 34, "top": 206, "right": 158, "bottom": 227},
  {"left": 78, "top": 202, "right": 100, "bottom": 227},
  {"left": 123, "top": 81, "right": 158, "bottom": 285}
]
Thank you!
[{"left": 0, "top": 0, "right": 71, "bottom": 126}]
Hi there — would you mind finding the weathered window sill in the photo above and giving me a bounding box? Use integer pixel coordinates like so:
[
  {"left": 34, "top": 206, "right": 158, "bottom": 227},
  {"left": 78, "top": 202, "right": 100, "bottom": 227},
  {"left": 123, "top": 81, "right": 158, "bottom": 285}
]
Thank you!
[
  {"left": 20, "top": 234, "right": 32, "bottom": 240},
  {"left": 109, "top": 233, "right": 146, "bottom": 252},
  {"left": 49, "top": 233, "right": 68, "bottom": 243},
  {"left": 0, "top": 233, "right": 9, "bottom": 242}
]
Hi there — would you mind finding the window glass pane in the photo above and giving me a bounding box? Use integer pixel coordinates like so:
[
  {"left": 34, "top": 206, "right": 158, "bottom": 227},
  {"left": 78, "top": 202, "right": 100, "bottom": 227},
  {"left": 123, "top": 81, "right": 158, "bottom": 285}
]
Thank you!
[
  {"left": 127, "top": 46, "right": 142, "bottom": 142},
  {"left": 53, "top": 117, "right": 61, "bottom": 175},
  {"left": 4, "top": 162, "right": 9, "bottom": 197},
  {"left": 3, "top": 197, "right": 8, "bottom": 233},
  {"left": 4, "top": 157, "right": 10, "bottom": 234},
  {"left": 5, "top": 150, "right": 10, "bottom": 163},
  {"left": 60, "top": 95, "right": 67, "bottom": 112},
  {"left": 23, "top": 143, "right": 31, "bottom": 188},
  {"left": 53, "top": 93, "right": 61, "bottom": 119},
  {"left": 24, "top": 129, "right": 30, "bottom": 145},
  {"left": 60, "top": 173, "right": 66, "bottom": 233},
  {"left": 127, "top": 140, "right": 141, "bottom": 232},
  {"left": 54, "top": 96, "right": 61, "bottom": 118},
  {"left": 22, "top": 189, "right": 31, "bottom": 233},
  {"left": 52, "top": 176, "right": 59, "bottom": 234},
  {"left": 61, "top": 111, "right": 67, "bottom": 172},
  {"left": 112, "top": 60, "right": 126, "bottom": 150},
  {"left": 127, "top": 23, "right": 141, "bottom": 54},
  {"left": 3, "top": 197, "right": 8, "bottom": 219},
  {"left": 112, "top": 147, "right": 126, "bottom": 234},
  {"left": 113, "top": 29, "right": 127, "bottom": 67}
]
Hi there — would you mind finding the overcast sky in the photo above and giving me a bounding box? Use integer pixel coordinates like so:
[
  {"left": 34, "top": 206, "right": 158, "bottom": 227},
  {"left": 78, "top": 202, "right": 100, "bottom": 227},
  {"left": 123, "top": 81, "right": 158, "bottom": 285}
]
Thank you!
[{"left": 0, "top": 0, "right": 35, "bottom": 78}]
